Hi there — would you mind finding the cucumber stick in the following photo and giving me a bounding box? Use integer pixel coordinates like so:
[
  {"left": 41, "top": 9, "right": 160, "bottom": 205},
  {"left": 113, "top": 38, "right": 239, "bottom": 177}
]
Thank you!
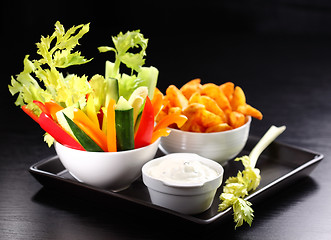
[
  {"left": 102, "top": 77, "right": 119, "bottom": 133},
  {"left": 105, "top": 77, "right": 119, "bottom": 104},
  {"left": 115, "top": 97, "right": 135, "bottom": 151},
  {"left": 63, "top": 113, "right": 104, "bottom": 152}
]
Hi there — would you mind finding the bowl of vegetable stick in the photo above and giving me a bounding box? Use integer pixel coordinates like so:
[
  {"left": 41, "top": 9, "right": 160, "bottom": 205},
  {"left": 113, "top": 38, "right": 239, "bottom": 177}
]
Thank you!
[
  {"left": 55, "top": 138, "right": 160, "bottom": 191},
  {"left": 8, "top": 23, "right": 188, "bottom": 190}
]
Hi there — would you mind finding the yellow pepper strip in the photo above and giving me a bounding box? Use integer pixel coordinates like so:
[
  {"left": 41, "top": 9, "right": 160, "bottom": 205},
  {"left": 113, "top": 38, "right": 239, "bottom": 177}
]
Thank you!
[
  {"left": 106, "top": 99, "right": 117, "bottom": 152},
  {"left": 151, "top": 88, "right": 164, "bottom": 118},
  {"left": 151, "top": 128, "right": 171, "bottom": 143},
  {"left": 153, "top": 113, "right": 188, "bottom": 132},
  {"left": 44, "top": 100, "right": 64, "bottom": 123},
  {"left": 73, "top": 108, "right": 108, "bottom": 152},
  {"left": 86, "top": 95, "right": 100, "bottom": 128}
]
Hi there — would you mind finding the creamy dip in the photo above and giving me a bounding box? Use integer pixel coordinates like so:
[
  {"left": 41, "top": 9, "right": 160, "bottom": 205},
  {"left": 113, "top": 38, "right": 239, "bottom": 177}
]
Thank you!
[{"left": 147, "top": 157, "right": 219, "bottom": 185}]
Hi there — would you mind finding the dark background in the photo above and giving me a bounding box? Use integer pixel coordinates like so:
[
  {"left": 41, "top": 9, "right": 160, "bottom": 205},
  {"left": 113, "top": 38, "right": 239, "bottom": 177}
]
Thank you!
[
  {"left": 3, "top": 1, "right": 331, "bottom": 98},
  {"left": 1, "top": 1, "right": 331, "bottom": 239},
  {"left": 2, "top": 0, "right": 331, "bottom": 131},
  {"left": 3, "top": 0, "right": 331, "bottom": 129}
]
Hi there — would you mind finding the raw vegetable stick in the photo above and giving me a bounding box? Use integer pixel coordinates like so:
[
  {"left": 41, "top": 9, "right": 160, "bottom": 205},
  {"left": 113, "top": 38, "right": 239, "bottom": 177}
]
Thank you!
[
  {"left": 64, "top": 114, "right": 104, "bottom": 152},
  {"left": 21, "top": 105, "right": 39, "bottom": 122},
  {"left": 115, "top": 97, "right": 135, "bottom": 151},
  {"left": 38, "top": 112, "right": 85, "bottom": 151},
  {"left": 73, "top": 108, "right": 108, "bottom": 151},
  {"left": 86, "top": 95, "right": 100, "bottom": 128},
  {"left": 44, "top": 100, "right": 64, "bottom": 123},
  {"left": 249, "top": 125, "right": 286, "bottom": 168},
  {"left": 153, "top": 113, "right": 187, "bottom": 132},
  {"left": 151, "top": 129, "right": 171, "bottom": 143},
  {"left": 134, "top": 96, "right": 154, "bottom": 148},
  {"left": 151, "top": 88, "right": 163, "bottom": 119},
  {"left": 24, "top": 102, "right": 84, "bottom": 150},
  {"left": 219, "top": 125, "right": 286, "bottom": 228},
  {"left": 106, "top": 99, "right": 117, "bottom": 152}
]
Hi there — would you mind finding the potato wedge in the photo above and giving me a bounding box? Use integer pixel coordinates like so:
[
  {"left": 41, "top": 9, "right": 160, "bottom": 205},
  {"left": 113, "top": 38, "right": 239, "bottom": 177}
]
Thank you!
[
  {"left": 157, "top": 80, "right": 262, "bottom": 133},
  {"left": 190, "top": 121, "right": 206, "bottom": 132},
  {"left": 231, "top": 86, "right": 246, "bottom": 111},
  {"left": 180, "top": 118, "right": 194, "bottom": 131},
  {"left": 200, "top": 95, "right": 227, "bottom": 122},
  {"left": 180, "top": 78, "right": 202, "bottom": 100},
  {"left": 166, "top": 85, "right": 188, "bottom": 109},
  {"left": 168, "top": 107, "right": 182, "bottom": 115},
  {"left": 199, "top": 109, "right": 223, "bottom": 128},
  {"left": 205, "top": 123, "right": 232, "bottom": 133},
  {"left": 220, "top": 82, "right": 234, "bottom": 101},
  {"left": 229, "top": 111, "right": 246, "bottom": 128},
  {"left": 188, "top": 92, "right": 202, "bottom": 104},
  {"left": 201, "top": 83, "right": 231, "bottom": 112},
  {"left": 201, "top": 83, "right": 220, "bottom": 98},
  {"left": 182, "top": 103, "right": 205, "bottom": 117},
  {"left": 237, "top": 104, "right": 263, "bottom": 120},
  {"left": 181, "top": 103, "right": 204, "bottom": 131}
]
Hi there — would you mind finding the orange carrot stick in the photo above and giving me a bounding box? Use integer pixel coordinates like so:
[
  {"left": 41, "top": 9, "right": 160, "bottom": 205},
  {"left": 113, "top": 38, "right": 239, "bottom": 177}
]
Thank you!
[
  {"left": 73, "top": 108, "right": 108, "bottom": 151},
  {"left": 153, "top": 113, "right": 187, "bottom": 132},
  {"left": 106, "top": 99, "right": 117, "bottom": 152}
]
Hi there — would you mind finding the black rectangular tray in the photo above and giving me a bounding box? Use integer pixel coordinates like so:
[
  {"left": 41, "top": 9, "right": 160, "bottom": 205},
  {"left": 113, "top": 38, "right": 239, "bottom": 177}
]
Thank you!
[{"left": 29, "top": 136, "right": 323, "bottom": 224}]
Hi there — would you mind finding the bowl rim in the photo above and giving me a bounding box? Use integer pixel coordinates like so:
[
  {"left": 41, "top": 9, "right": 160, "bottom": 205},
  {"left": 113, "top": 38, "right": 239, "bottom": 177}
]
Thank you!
[
  {"left": 166, "top": 116, "right": 251, "bottom": 136},
  {"left": 142, "top": 153, "right": 224, "bottom": 188},
  {"left": 55, "top": 138, "right": 160, "bottom": 155}
]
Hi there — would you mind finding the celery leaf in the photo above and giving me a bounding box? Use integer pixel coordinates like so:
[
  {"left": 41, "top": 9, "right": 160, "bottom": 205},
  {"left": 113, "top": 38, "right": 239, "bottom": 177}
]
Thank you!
[
  {"left": 233, "top": 198, "right": 254, "bottom": 229},
  {"left": 9, "top": 21, "right": 92, "bottom": 115},
  {"left": 218, "top": 155, "right": 261, "bottom": 228},
  {"left": 98, "top": 30, "right": 158, "bottom": 101}
]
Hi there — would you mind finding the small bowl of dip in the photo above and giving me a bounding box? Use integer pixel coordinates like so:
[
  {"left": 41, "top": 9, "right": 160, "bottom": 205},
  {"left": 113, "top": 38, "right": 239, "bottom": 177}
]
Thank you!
[{"left": 142, "top": 153, "right": 224, "bottom": 214}]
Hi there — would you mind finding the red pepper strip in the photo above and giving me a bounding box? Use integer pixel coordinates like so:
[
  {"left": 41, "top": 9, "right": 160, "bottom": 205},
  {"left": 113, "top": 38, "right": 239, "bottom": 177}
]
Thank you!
[
  {"left": 97, "top": 108, "right": 104, "bottom": 130},
  {"left": 33, "top": 100, "right": 51, "bottom": 118},
  {"left": 134, "top": 96, "right": 155, "bottom": 149},
  {"left": 44, "top": 100, "right": 64, "bottom": 123},
  {"left": 153, "top": 113, "right": 188, "bottom": 132},
  {"left": 38, "top": 112, "right": 85, "bottom": 151},
  {"left": 22, "top": 105, "right": 39, "bottom": 123}
]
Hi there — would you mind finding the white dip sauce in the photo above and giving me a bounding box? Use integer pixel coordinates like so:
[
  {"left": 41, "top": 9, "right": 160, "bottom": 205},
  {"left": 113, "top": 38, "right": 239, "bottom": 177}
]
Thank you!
[{"left": 147, "top": 158, "right": 218, "bottom": 185}]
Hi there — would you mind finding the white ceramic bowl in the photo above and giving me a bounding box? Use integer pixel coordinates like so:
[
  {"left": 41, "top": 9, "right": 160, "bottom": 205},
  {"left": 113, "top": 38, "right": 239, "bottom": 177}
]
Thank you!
[
  {"left": 54, "top": 138, "right": 160, "bottom": 191},
  {"left": 142, "top": 153, "right": 224, "bottom": 214},
  {"left": 159, "top": 117, "right": 251, "bottom": 165}
]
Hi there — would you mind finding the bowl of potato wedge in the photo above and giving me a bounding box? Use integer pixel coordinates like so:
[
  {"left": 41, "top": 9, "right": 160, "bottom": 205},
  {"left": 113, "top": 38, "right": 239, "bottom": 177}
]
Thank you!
[{"left": 156, "top": 79, "right": 263, "bottom": 164}]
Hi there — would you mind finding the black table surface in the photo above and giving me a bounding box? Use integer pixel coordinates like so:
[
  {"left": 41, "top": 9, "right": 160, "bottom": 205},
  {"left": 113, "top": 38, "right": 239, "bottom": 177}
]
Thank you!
[{"left": 2, "top": 8, "right": 331, "bottom": 239}]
